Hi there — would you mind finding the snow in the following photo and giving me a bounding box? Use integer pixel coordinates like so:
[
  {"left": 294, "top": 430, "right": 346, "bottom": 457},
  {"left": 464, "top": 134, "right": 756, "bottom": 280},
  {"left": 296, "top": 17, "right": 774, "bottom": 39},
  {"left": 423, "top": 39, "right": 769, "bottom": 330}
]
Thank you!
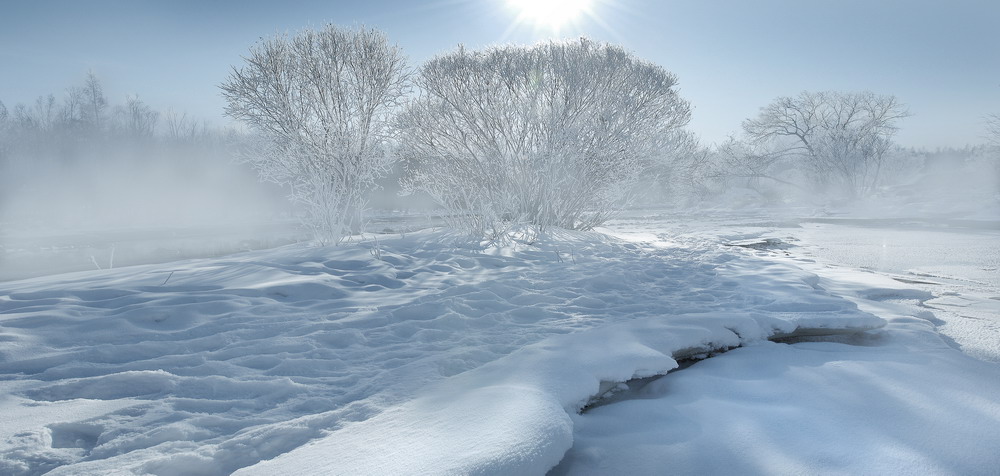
[
  {"left": 1, "top": 213, "right": 998, "bottom": 475},
  {"left": 553, "top": 335, "right": 1000, "bottom": 475},
  {"left": 553, "top": 267, "right": 1000, "bottom": 475}
]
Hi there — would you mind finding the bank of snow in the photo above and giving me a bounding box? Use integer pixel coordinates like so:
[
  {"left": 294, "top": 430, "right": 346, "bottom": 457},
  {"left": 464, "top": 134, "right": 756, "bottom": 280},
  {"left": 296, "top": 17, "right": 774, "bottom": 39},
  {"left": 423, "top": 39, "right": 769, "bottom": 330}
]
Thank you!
[
  {"left": 0, "top": 223, "right": 994, "bottom": 475},
  {"left": 552, "top": 260, "right": 1000, "bottom": 475}
]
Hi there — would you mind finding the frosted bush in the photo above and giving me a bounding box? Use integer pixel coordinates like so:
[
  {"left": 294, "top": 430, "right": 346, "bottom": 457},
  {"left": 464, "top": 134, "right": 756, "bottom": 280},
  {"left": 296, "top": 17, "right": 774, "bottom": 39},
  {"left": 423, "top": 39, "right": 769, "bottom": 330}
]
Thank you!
[
  {"left": 398, "top": 38, "right": 690, "bottom": 239},
  {"left": 221, "top": 25, "right": 410, "bottom": 244}
]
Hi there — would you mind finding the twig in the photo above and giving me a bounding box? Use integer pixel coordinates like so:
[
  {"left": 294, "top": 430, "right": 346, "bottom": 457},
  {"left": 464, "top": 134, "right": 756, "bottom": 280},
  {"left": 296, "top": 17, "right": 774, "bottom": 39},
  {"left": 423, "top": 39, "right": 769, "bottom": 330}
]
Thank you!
[{"left": 370, "top": 236, "right": 382, "bottom": 261}]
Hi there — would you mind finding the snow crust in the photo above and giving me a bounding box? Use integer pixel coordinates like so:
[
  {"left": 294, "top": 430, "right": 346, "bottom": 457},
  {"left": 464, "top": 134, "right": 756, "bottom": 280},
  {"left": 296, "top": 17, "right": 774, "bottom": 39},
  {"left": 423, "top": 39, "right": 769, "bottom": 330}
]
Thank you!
[{"left": 1, "top": 217, "right": 994, "bottom": 475}]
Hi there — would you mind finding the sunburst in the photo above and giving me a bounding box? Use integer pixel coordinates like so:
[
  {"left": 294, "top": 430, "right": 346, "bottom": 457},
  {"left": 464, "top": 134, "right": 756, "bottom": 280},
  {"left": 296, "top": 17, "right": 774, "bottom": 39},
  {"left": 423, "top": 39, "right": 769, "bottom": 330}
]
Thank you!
[{"left": 506, "top": 0, "right": 594, "bottom": 33}]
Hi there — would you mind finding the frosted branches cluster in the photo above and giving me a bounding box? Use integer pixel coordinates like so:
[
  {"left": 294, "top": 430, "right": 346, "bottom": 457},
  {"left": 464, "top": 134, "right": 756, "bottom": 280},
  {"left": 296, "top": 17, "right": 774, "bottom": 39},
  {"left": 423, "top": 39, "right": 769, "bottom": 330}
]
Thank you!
[
  {"left": 397, "top": 39, "right": 691, "bottom": 238},
  {"left": 741, "top": 91, "right": 909, "bottom": 198},
  {"left": 221, "top": 25, "right": 409, "bottom": 244}
]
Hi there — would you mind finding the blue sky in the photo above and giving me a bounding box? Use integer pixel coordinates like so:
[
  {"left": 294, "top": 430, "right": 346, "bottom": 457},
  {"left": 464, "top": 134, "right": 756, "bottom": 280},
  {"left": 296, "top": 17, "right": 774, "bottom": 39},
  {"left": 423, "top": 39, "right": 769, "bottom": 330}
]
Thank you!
[{"left": 1, "top": 0, "right": 997, "bottom": 148}]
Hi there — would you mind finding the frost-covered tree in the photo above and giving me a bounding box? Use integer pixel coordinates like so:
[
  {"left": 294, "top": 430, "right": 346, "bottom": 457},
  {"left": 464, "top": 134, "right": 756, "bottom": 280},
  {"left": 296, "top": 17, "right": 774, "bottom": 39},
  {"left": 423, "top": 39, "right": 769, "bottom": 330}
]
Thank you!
[
  {"left": 743, "top": 91, "right": 908, "bottom": 198},
  {"left": 639, "top": 129, "right": 712, "bottom": 204},
  {"left": 398, "top": 38, "right": 690, "bottom": 238},
  {"left": 711, "top": 136, "right": 806, "bottom": 197},
  {"left": 220, "top": 25, "right": 410, "bottom": 244}
]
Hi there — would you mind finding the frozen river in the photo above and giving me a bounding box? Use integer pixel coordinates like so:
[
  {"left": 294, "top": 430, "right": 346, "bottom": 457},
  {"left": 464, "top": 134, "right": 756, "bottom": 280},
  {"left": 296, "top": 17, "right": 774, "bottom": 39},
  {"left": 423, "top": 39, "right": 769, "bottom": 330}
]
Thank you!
[
  {"left": 608, "top": 211, "right": 999, "bottom": 295},
  {"left": 793, "top": 218, "right": 1000, "bottom": 293},
  {"left": 789, "top": 219, "right": 1000, "bottom": 363},
  {"left": 608, "top": 212, "right": 1000, "bottom": 363}
]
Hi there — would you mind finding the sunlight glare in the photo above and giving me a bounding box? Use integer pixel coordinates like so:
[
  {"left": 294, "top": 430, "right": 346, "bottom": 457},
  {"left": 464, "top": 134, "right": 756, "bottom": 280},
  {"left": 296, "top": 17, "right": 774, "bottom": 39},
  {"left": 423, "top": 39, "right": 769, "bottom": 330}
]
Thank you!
[{"left": 507, "top": 0, "right": 593, "bottom": 31}]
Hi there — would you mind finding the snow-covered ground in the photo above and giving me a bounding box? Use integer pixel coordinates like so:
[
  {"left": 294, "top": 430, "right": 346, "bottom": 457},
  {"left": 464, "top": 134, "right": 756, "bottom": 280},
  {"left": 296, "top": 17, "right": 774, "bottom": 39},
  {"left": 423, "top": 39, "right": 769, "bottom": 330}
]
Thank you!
[
  {"left": 1, "top": 212, "right": 998, "bottom": 474},
  {"left": 556, "top": 212, "right": 1000, "bottom": 475}
]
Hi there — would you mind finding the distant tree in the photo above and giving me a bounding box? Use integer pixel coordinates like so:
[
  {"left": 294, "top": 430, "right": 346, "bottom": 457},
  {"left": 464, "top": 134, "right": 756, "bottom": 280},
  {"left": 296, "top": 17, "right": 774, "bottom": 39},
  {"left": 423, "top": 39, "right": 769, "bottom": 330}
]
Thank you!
[
  {"left": 398, "top": 38, "right": 690, "bottom": 238},
  {"left": 114, "top": 94, "right": 159, "bottom": 138},
  {"left": 0, "top": 100, "right": 9, "bottom": 161},
  {"left": 642, "top": 129, "right": 712, "bottom": 204},
  {"left": 742, "top": 91, "right": 908, "bottom": 198},
  {"left": 0, "top": 100, "right": 7, "bottom": 138},
  {"left": 30, "top": 94, "right": 59, "bottom": 132},
  {"left": 81, "top": 72, "right": 108, "bottom": 128},
  {"left": 221, "top": 24, "right": 410, "bottom": 244},
  {"left": 987, "top": 114, "right": 1000, "bottom": 147},
  {"left": 712, "top": 136, "right": 805, "bottom": 197},
  {"left": 164, "top": 109, "right": 208, "bottom": 142},
  {"left": 61, "top": 72, "right": 107, "bottom": 133}
]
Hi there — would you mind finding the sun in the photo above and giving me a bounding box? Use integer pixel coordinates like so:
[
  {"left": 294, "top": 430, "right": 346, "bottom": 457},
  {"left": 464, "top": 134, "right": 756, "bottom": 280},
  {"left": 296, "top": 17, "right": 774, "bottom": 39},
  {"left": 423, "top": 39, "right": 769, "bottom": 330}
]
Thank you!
[{"left": 506, "top": 0, "right": 594, "bottom": 32}]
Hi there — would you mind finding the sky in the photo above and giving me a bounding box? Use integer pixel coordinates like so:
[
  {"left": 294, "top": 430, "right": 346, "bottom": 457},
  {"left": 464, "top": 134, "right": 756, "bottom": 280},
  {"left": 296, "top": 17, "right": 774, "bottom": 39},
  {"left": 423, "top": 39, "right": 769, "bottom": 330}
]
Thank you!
[{"left": 1, "top": 0, "right": 998, "bottom": 149}]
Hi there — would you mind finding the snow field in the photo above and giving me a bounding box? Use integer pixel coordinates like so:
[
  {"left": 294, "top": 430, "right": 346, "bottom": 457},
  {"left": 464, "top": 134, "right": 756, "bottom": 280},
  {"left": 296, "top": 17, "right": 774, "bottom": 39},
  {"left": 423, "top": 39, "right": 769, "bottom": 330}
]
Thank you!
[{"left": 0, "top": 225, "right": 925, "bottom": 475}]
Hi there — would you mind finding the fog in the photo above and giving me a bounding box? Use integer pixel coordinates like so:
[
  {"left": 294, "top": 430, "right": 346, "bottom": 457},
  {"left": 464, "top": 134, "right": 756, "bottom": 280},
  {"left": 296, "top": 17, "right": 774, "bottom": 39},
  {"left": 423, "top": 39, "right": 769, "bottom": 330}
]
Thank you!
[
  {"left": 0, "top": 137, "right": 305, "bottom": 279},
  {"left": 0, "top": 80, "right": 312, "bottom": 280},
  {"left": 2, "top": 72, "right": 998, "bottom": 282},
  {"left": 0, "top": 76, "right": 449, "bottom": 281},
  {"left": 671, "top": 144, "right": 1000, "bottom": 222}
]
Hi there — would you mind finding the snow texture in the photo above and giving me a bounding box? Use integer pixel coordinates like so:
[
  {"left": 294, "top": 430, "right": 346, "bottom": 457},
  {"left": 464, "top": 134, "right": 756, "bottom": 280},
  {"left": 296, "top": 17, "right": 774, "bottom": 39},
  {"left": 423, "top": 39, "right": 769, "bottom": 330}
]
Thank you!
[{"left": 1, "top": 216, "right": 996, "bottom": 475}]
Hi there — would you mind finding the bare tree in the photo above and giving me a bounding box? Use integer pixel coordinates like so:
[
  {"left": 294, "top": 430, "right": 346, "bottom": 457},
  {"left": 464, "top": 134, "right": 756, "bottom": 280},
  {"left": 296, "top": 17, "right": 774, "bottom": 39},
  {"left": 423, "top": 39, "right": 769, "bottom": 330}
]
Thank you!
[
  {"left": 398, "top": 38, "right": 690, "bottom": 238},
  {"left": 0, "top": 100, "right": 9, "bottom": 162},
  {"left": 220, "top": 24, "right": 410, "bottom": 244},
  {"left": 31, "top": 94, "right": 59, "bottom": 132},
  {"left": 987, "top": 113, "right": 1000, "bottom": 147},
  {"left": 60, "top": 72, "right": 108, "bottom": 133},
  {"left": 81, "top": 71, "right": 108, "bottom": 129},
  {"left": 163, "top": 109, "right": 208, "bottom": 142},
  {"left": 711, "top": 136, "right": 806, "bottom": 197},
  {"left": 114, "top": 94, "right": 159, "bottom": 138},
  {"left": 742, "top": 91, "right": 908, "bottom": 198},
  {"left": 641, "top": 129, "right": 712, "bottom": 204}
]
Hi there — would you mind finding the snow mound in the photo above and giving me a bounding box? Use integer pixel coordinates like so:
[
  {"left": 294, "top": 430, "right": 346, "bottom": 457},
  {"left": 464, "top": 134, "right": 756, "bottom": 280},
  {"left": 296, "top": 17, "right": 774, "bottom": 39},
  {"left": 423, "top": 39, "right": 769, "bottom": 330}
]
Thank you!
[{"left": 238, "top": 308, "right": 881, "bottom": 475}]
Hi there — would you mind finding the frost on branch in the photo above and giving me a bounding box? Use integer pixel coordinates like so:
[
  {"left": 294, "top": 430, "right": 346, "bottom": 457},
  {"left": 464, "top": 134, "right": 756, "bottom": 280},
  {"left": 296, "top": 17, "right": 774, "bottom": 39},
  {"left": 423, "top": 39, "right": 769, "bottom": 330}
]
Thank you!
[
  {"left": 398, "top": 38, "right": 690, "bottom": 239},
  {"left": 220, "top": 25, "right": 410, "bottom": 244},
  {"left": 741, "top": 91, "right": 909, "bottom": 198}
]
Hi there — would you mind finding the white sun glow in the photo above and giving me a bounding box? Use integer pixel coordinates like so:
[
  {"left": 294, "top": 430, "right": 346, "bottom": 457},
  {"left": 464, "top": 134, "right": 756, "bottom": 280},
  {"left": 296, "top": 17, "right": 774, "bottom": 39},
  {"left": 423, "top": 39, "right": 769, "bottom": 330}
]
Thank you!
[{"left": 507, "top": 0, "right": 593, "bottom": 32}]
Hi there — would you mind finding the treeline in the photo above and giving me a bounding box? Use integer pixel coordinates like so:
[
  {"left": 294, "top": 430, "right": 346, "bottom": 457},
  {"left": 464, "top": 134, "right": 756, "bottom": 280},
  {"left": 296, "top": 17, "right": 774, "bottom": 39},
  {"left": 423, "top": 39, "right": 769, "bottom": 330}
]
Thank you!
[
  {"left": 0, "top": 73, "right": 285, "bottom": 229},
  {"left": 681, "top": 144, "right": 1000, "bottom": 213},
  {"left": 0, "top": 72, "right": 230, "bottom": 169},
  {"left": 0, "top": 71, "right": 219, "bottom": 138}
]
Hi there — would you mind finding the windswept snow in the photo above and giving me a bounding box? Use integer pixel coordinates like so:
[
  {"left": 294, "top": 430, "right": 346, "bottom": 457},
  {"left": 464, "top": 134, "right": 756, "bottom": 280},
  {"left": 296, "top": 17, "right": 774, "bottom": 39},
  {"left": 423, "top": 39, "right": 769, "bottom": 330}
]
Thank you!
[{"left": 1, "top": 216, "right": 998, "bottom": 475}]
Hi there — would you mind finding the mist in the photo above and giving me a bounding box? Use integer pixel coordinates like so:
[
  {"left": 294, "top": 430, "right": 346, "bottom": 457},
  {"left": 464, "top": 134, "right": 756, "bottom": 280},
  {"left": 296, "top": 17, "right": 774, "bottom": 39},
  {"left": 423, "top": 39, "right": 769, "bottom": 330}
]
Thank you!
[
  {"left": 691, "top": 144, "right": 1000, "bottom": 221},
  {"left": 0, "top": 78, "right": 308, "bottom": 280},
  {"left": 2, "top": 68, "right": 998, "bottom": 283}
]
